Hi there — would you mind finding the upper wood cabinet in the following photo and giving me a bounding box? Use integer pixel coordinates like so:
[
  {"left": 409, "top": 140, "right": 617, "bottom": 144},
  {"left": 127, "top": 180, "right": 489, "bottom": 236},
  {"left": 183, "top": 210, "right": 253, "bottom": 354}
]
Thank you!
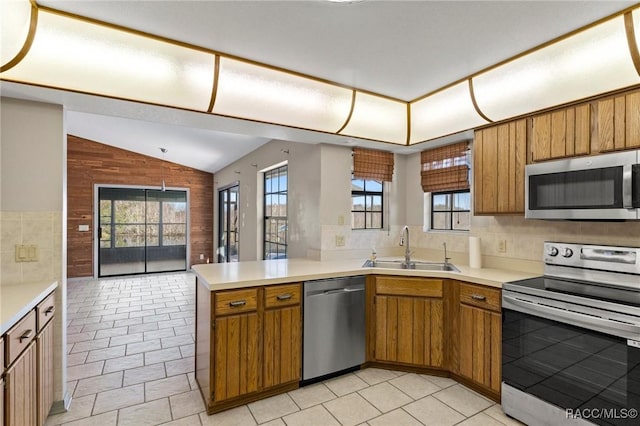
[
  {"left": 474, "top": 118, "right": 527, "bottom": 215},
  {"left": 531, "top": 104, "right": 591, "bottom": 162},
  {"left": 596, "top": 91, "right": 640, "bottom": 152}
]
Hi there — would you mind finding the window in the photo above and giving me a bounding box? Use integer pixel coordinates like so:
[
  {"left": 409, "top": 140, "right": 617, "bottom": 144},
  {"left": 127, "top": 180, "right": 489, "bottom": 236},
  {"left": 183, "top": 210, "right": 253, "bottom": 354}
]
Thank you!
[
  {"left": 430, "top": 190, "right": 471, "bottom": 231},
  {"left": 351, "top": 179, "right": 383, "bottom": 229},
  {"left": 264, "top": 164, "right": 287, "bottom": 259},
  {"left": 421, "top": 142, "right": 471, "bottom": 232}
]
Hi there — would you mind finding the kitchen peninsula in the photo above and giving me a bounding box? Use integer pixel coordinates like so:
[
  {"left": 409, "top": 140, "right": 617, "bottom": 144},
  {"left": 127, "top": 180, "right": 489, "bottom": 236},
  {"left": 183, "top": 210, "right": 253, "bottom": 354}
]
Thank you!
[{"left": 193, "top": 258, "right": 536, "bottom": 415}]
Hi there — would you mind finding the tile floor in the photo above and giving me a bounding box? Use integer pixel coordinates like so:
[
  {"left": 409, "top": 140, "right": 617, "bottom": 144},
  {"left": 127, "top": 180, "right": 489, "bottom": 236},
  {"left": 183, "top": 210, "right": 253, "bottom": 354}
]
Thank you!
[{"left": 46, "top": 272, "right": 523, "bottom": 426}]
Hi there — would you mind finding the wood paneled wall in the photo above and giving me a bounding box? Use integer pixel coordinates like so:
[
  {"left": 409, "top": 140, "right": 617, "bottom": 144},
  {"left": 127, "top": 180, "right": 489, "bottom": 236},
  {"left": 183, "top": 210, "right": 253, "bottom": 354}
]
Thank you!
[{"left": 67, "top": 135, "right": 214, "bottom": 278}]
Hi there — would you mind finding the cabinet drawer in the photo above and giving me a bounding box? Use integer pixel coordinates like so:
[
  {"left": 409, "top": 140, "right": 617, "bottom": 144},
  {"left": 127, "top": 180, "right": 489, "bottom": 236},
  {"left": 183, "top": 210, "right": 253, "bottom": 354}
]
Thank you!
[
  {"left": 265, "top": 283, "right": 301, "bottom": 308},
  {"left": 215, "top": 288, "right": 258, "bottom": 316},
  {"left": 375, "top": 277, "right": 442, "bottom": 298},
  {"left": 459, "top": 283, "right": 501, "bottom": 312},
  {"left": 6, "top": 310, "right": 37, "bottom": 366},
  {"left": 37, "top": 291, "right": 56, "bottom": 331}
]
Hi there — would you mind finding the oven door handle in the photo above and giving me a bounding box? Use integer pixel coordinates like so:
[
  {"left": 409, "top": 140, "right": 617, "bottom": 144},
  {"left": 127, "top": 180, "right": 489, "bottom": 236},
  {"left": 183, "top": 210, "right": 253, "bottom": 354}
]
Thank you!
[{"left": 503, "top": 294, "right": 640, "bottom": 340}]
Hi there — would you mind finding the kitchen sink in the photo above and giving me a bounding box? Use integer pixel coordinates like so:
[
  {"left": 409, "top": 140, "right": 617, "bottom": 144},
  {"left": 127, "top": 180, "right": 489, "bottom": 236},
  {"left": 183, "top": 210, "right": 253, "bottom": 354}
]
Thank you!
[{"left": 363, "top": 259, "right": 460, "bottom": 272}]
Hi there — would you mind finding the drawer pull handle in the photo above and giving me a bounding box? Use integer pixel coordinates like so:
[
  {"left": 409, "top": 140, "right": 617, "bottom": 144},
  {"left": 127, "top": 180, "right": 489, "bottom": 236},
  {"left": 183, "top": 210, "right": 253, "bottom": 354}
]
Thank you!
[
  {"left": 45, "top": 306, "right": 54, "bottom": 315},
  {"left": 19, "top": 329, "right": 34, "bottom": 342},
  {"left": 471, "top": 294, "right": 487, "bottom": 301},
  {"left": 277, "top": 293, "right": 292, "bottom": 301},
  {"left": 229, "top": 300, "right": 246, "bottom": 307}
]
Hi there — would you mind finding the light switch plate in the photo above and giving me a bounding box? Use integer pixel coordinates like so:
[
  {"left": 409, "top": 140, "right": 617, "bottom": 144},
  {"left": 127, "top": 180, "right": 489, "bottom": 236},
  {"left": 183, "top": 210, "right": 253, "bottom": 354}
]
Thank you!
[{"left": 79, "top": 224, "right": 90, "bottom": 232}]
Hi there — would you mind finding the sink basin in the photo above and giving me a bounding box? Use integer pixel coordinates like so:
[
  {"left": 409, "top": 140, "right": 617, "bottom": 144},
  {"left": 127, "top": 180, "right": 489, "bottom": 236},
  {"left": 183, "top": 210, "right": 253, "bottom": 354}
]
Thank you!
[{"left": 363, "top": 259, "right": 460, "bottom": 273}]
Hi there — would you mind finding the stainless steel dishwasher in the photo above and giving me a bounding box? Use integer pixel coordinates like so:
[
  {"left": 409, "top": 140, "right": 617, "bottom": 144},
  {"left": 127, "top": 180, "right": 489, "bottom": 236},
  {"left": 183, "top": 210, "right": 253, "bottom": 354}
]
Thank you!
[{"left": 302, "top": 276, "right": 366, "bottom": 382}]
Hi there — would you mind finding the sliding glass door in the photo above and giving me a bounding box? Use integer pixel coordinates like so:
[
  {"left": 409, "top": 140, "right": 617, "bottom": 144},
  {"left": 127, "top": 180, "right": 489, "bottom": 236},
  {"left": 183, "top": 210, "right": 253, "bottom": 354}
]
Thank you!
[{"left": 98, "top": 187, "right": 187, "bottom": 277}]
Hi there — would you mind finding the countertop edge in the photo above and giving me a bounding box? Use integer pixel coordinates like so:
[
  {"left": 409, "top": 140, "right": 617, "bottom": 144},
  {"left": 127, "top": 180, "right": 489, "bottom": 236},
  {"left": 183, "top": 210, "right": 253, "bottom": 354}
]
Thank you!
[
  {"left": 1, "top": 281, "right": 58, "bottom": 335},
  {"left": 193, "top": 261, "right": 536, "bottom": 292}
]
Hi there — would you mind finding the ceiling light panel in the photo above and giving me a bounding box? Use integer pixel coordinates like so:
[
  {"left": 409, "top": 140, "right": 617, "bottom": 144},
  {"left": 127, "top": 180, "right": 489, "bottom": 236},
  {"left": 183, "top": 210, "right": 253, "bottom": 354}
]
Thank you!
[
  {"left": 214, "top": 57, "right": 353, "bottom": 133},
  {"left": 473, "top": 15, "right": 639, "bottom": 122},
  {"left": 0, "top": 0, "right": 33, "bottom": 68},
  {"left": 409, "top": 81, "right": 489, "bottom": 144},
  {"left": 1, "top": 10, "right": 215, "bottom": 111},
  {"left": 339, "top": 92, "right": 407, "bottom": 144}
]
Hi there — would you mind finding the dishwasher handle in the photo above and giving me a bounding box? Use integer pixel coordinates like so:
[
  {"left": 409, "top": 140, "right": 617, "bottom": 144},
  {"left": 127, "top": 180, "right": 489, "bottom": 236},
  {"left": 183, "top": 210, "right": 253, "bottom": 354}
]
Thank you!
[{"left": 323, "top": 287, "right": 365, "bottom": 295}]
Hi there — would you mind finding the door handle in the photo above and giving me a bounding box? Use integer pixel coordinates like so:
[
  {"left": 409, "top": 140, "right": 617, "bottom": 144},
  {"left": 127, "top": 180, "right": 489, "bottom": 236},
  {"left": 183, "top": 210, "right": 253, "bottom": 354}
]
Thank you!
[
  {"left": 229, "top": 300, "right": 246, "bottom": 307},
  {"left": 277, "top": 293, "right": 292, "bottom": 301},
  {"left": 471, "top": 294, "right": 486, "bottom": 301},
  {"left": 19, "top": 329, "right": 34, "bottom": 343}
]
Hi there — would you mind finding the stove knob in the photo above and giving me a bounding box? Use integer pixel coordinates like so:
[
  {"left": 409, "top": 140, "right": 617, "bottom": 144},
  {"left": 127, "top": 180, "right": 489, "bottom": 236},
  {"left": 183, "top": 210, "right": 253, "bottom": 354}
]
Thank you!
[
  {"left": 547, "top": 246, "right": 559, "bottom": 257},
  {"left": 561, "top": 248, "right": 573, "bottom": 258}
]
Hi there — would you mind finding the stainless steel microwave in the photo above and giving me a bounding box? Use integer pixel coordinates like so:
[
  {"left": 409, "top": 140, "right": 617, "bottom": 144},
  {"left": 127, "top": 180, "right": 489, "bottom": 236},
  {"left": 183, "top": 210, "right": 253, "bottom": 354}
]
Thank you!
[{"left": 525, "top": 149, "right": 640, "bottom": 220}]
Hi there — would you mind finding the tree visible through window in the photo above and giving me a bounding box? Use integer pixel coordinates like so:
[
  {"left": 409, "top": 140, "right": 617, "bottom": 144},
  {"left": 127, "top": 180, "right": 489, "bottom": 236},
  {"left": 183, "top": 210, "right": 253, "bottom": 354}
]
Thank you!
[
  {"left": 264, "top": 165, "right": 288, "bottom": 259},
  {"left": 352, "top": 179, "right": 383, "bottom": 229},
  {"left": 431, "top": 190, "right": 470, "bottom": 231}
]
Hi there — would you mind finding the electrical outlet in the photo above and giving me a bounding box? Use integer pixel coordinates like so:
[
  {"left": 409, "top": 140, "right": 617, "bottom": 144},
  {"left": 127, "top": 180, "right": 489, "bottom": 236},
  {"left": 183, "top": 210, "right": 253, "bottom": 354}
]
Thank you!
[
  {"left": 335, "top": 235, "right": 345, "bottom": 247},
  {"left": 498, "top": 239, "right": 507, "bottom": 253},
  {"left": 199, "top": 253, "right": 205, "bottom": 260},
  {"left": 337, "top": 215, "right": 345, "bottom": 226}
]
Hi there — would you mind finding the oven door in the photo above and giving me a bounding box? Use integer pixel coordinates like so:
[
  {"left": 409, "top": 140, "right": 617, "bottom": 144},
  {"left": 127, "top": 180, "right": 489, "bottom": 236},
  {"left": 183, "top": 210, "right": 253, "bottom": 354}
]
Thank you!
[
  {"left": 502, "top": 293, "right": 640, "bottom": 426},
  {"left": 525, "top": 150, "right": 639, "bottom": 220}
]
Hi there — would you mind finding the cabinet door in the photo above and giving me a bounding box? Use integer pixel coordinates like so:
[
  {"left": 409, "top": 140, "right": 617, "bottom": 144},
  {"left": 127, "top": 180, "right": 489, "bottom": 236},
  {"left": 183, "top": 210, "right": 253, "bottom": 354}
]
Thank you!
[
  {"left": 38, "top": 320, "right": 55, "bottom": 425},
  {"left": 263, "top": 305, "right": 301, "bottom": 388},
  {"left": 474, "top": 119, "right": 527, "bottom": 215},
  {"left": 5, "top": 341, "right": 37, "bottom": 426},
  {"left": 597, "top": 91, "right": 640, "bottom": 152},
  {"left": 458, "top": 304, "right": 501, "bottom": 393},
  {"left": 213, "top": 312, "right": 260, "bottom": 402},
  {"left": 375, "top": 296, "right": 443, "bottom": 367},
  {"left": 531, "top": 104, "right": 590, "bottom": 161}
]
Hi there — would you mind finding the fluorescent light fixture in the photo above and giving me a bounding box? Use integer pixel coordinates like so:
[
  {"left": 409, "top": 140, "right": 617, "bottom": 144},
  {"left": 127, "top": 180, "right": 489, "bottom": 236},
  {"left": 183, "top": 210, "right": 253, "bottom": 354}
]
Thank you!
[
  {"left": 473, "top": 15, "right": 640, "bottom": 122},
  {"left": 214, "top": 57, "right": 353, "bottom": 132},
  {"left": 339, "top": 92, "right": 407, "bottom": 144},
  {"left": 409, "top": 81, "right": 489, "bottom": 144},
  {"left": 1, "top": 9, "right": 215, "bottom": 111}
]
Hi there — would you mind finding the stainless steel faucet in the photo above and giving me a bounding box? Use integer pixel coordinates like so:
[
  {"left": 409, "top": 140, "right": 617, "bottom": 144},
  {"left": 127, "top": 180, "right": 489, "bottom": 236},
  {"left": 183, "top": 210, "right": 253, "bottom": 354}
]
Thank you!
[
  {"left": 400, "top": 226, "right": 413, "bottom": 267},
  {"left": 443, "top": 242, "right": 451, "bottom": 266}
]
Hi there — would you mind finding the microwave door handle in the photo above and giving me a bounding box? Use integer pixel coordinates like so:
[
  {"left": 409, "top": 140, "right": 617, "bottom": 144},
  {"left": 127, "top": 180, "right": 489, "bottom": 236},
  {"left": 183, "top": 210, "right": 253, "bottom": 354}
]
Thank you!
[
  {"left": 623, "top": 164, "right": 633, "bottom": 208},
  {"left": 502, "top": 295, "right": 640, "bottom": 340}
]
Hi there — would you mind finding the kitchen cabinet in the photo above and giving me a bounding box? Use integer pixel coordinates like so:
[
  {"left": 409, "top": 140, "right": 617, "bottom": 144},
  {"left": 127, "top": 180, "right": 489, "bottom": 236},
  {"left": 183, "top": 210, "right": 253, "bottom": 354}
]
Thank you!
[
  {"left": 474, "top": 119, "right": 527, "bottom": 215},
  {"left": 37, "top": 292, "right": 56, "bottom": 425},
  {"left": 1, "top": 290, "right": 56, "bottom": 426},
  {"left": 372, "top": 276, "right": 445, "bottom": 368},
  {"left": 451, "top": 281, "right": 501, "bottom": 398},
  {"left": 196, "top": 282, "right": 301, "bottom": 414},
  {"left": 263, "top": 284, "right": 301, "bottom": 389},
  {"left": 531, "top": 104, "right": 591, "bottom": 162},
  {"left": 596, "top": 90, "right": 640, "bottom": 152}
]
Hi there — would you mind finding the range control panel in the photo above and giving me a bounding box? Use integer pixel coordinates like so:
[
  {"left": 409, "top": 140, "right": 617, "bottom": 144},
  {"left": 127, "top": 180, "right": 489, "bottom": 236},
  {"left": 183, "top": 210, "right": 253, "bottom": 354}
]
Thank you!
[{"left": 544, "top": 241, "right": 640, "bottom": 274}]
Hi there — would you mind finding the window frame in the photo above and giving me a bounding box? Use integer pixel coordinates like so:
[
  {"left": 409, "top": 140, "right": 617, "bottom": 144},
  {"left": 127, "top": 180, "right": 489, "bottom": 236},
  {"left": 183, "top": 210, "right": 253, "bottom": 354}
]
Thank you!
[
  {"left": 351, "top": 178, "right": 384, "bottom": 230},
  {"left": 263, "top": 164, "right": 288, "bottom": 260},
  {"left": 427, "top": 189, "right": 471, "bottom": 232}
]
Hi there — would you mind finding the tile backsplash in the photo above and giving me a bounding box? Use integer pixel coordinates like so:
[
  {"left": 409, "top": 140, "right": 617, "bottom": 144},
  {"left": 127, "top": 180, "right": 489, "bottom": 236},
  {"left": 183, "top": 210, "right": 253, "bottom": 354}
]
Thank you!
[{"left": 1, "top": 210, "right": 63, "bottom": 284}]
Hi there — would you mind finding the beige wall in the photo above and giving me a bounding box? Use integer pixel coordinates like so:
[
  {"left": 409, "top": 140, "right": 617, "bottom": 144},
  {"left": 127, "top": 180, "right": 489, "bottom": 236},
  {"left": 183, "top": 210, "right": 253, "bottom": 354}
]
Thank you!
[
  {"left": 0, "top": 97, "right": 68, "bottom": 409},
  {"left": 214, "top": 139, "right": 321, "bottom": 261}
]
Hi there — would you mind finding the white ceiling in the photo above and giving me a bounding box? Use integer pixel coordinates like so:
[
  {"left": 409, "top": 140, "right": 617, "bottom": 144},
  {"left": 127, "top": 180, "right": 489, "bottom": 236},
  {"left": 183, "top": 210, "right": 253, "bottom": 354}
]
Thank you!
[{"left": 2, "top": 0, "right": 635, "bottom": 172}]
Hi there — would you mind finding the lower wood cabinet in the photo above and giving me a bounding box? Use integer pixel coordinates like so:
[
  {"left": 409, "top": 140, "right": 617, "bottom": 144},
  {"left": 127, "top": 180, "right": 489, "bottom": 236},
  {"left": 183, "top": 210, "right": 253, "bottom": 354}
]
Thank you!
[
  {"left": 5, "top": 341, "right": 38, "bottom": 426},
  {"left": 196, "top": 282, "right": 302, "bottom": 414},
  {"left": 2, "top": 290, "right": 56, "bottom": 426},
  {"left": 452, "top": 281, "right": 502, "bottom": 397},
  {"left": 372, "top": 276, "right": 446, "bottom": 369}
]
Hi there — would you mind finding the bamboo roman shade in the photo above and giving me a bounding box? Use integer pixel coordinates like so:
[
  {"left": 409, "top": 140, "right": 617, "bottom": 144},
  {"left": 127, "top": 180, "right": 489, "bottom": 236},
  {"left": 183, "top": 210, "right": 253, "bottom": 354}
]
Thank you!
[
  {"left": 352, "top": 148, "right": 395, "bottom": 181},
  {"left": 421, "top": 142, "right": 470, "bottom": 193}
]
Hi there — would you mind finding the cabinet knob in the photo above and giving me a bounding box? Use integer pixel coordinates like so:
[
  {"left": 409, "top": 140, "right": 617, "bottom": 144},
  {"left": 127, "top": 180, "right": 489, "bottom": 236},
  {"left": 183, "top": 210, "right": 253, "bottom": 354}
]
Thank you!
[
  {"left": 19, "top": 329, "right": 34, "bottom": 342},
  {"left": 229, "top": 300, "right": 246, "bottom": 307},
  {"left": 45, "top": 306, "right": 54, "bottom": 315},
  {"left": 276, "top": 293, "right": 292, "bottom": 301},
  {"left": 471, "top": 294, "right": 487, "bottom": 301}
]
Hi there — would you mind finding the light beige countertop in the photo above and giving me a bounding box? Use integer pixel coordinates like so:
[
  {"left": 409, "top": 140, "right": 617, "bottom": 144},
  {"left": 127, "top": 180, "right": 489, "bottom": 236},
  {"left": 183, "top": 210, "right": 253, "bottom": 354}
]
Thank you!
[
  {"left": 192, "top": 258, "right": 538, "bottom": 291},
  {"left": 1, "top": 280, "right": 58, "bottom": 335}
]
